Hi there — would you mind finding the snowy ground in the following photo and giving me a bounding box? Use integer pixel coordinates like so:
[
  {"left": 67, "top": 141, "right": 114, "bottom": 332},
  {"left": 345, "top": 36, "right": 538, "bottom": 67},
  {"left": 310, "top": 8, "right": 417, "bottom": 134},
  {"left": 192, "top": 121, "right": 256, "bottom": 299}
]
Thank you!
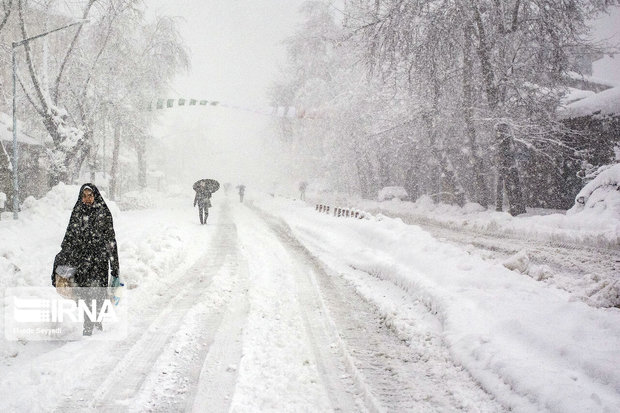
[
  {"left": 0, "top": 186, "right": 619, "bottom": 412},
  {"left": 305, "top": 192, "right": 620, "bottom": 309}
]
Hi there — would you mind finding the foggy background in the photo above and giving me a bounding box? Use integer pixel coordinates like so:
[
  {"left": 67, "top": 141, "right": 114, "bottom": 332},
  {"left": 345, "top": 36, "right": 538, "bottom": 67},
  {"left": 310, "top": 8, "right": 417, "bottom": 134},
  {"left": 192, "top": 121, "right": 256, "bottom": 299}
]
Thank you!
[{"left": 145, "top": 0, "right": 310, "bottom": 195}]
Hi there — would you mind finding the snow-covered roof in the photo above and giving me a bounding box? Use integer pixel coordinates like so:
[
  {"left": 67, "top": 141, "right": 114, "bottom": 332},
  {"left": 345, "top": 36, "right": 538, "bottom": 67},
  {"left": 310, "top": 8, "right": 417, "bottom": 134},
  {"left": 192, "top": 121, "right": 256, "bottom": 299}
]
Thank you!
[
  {"left": 0, "top": 112, "right": 46, "bottom": 147},
  {"left": 566, "top": 71, "right": 618, "bottom": 89},
  {"left": 559, "top": 86, "right": 620, "bottom": 119},
  {"left": 561, "top": 87, "right": 596, "bottom": 106}
]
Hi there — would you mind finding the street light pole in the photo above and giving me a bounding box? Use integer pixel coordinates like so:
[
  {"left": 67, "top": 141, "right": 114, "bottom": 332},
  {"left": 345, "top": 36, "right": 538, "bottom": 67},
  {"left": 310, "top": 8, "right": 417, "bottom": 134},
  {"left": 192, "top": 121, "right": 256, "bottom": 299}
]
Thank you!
[
  {"left": 11, "top": 19, "right": 88, "bottom": 220},
  {"left": 12, "top": 46, "right": 18, "bottom": 220}
]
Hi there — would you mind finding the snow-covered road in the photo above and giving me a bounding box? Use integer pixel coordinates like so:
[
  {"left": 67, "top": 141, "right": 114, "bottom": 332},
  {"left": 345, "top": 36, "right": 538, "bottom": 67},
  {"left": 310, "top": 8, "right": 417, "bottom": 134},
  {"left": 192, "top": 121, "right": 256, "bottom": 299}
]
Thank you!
[
  {"left": 249, "top": 206, "right": 503, "bottom": 412},
  {"left": 1, "top": 188, "right": 619, "bottom": 412}
]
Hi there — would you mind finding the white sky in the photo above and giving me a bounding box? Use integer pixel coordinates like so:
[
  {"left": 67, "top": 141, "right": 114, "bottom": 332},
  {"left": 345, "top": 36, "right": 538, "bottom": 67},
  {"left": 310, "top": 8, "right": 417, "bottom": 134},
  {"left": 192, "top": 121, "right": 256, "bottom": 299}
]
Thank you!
[
  {"left": 146, "top": 0, "right": 306, "bottom": 105},
  {"left": 143, "top": 0, "right": 309, "bottom": 191}
]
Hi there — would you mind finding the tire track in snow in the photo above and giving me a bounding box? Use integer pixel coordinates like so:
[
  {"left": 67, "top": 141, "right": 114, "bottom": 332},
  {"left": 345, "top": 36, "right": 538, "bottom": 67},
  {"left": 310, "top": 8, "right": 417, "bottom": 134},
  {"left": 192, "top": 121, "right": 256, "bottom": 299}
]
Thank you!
[
  {"left": 251, "top": 205, "right": 507, "bottom": 412},
  {"left": 130, "top": 213, "right": 249, "bottom": 412},
  {"left": 231, "top": 205, "right": 352, "bottom": 412},
  {"left": 186, "top": 255, "right": 249, "bottom": 413}
]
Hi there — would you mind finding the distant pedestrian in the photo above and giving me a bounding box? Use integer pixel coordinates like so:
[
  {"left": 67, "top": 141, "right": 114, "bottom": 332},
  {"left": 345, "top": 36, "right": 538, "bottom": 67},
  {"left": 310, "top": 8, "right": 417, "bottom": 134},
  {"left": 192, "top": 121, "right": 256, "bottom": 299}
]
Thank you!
[
  {"left": 52, "top": 183, "right": 119, "bottom": 336},
  {"left": 299, "top": 181, "right": 308, "bottom": 201},
  {"left": 237, "top": 184, "right": 246, "bottom": 203}
]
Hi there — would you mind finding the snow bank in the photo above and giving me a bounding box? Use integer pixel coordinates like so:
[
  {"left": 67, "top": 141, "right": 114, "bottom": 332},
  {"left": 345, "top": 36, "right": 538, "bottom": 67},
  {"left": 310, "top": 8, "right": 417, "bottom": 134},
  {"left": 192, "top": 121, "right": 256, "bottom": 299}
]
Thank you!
[
  {"left": 560, "top": 86, "right": 620, "bottom": 118},
  {"left": 0, "top": 184, "right": 197, "bottom": 355},
  {"left": 377, "top": 186, "right": 408, "bottom": 201},
  {"left": 0, "top": 184, "right": 87, "bottom": 293},
  {"left": 568, "top": 163, "right": 620, "bottom": 217},
  {"left": 0, "top": 184, "right": 187, "bottom": 289},
  {"left": 254, "top": 195, "right": 620, "bottom": 413},
  {"left": 117, "top": 190, "right": 156, "bottom": 210},
  {"left": 309, "top": 190, "right": 620, "bottom": 248},
  {"left": 401, "top": 197, "right": 618, "bottom": 247},
  {"left": 562, "top": 87, "right": 596, "bottom": 105}
]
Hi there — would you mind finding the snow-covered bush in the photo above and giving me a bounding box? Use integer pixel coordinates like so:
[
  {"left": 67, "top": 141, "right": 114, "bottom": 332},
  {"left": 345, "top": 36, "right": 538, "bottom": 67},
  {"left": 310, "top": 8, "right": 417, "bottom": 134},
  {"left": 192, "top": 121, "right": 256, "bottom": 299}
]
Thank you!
[
  {"left": 568, "top": 163, "right": 620, "bottom": 217},
  {"left": 18, "top": 183, "right": 120, "bottom": 218},
  {"left": 20, "top": 183, "right": 82, "bottom": 216},
  {"left": 377, "top": 186, "right": 409, "bottom": 201}
]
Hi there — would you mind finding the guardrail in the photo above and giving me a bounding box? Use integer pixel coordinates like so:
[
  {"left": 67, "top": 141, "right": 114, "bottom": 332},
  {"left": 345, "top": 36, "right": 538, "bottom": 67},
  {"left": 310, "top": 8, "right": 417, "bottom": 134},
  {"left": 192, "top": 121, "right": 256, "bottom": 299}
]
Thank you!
[{"left": 315, "top": 204, "right": 370, "bottom": 219}]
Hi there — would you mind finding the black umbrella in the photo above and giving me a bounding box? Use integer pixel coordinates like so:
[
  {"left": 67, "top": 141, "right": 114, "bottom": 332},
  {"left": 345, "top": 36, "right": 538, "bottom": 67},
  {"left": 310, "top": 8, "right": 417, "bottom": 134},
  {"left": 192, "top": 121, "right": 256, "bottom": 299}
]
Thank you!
[{"left": 193, "top": 178, "right": 220, "bottom": 193}]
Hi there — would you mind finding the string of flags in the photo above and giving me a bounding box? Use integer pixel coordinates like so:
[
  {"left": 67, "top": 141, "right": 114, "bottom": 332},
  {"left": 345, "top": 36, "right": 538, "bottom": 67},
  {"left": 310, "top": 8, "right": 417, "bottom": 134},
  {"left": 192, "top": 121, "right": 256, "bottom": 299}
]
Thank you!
[
  {"left": 148, "top": 98, "right": 216, "bottom": 110},
  {"left": 146, "top": 98, "right": 321, "bottom": 119}
]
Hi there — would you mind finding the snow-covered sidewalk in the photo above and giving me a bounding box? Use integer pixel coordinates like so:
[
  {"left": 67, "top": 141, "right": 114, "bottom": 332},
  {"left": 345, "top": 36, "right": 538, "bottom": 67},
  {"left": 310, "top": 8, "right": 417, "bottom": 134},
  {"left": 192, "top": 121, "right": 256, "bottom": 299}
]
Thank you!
[{"left": 0, "top": 184, "right": 213, "bottom": 410}]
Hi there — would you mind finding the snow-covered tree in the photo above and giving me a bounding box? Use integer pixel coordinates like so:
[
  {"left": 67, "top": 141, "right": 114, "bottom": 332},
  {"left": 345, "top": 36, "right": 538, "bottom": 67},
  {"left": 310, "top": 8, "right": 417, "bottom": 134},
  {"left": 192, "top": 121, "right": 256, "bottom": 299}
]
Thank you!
[
  {"left": 341, "top": 0, "right": 613, "bottom": 214},
  {"left": 4, "top": 0, "right": 187, "bottom": 198}
]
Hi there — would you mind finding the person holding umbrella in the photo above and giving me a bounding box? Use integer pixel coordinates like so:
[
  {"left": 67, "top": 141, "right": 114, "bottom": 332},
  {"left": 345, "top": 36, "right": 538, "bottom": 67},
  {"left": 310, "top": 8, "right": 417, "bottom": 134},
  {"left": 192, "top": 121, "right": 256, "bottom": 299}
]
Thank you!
[{"left": 193, "top": 179, "right": 220, "bottom": 224}]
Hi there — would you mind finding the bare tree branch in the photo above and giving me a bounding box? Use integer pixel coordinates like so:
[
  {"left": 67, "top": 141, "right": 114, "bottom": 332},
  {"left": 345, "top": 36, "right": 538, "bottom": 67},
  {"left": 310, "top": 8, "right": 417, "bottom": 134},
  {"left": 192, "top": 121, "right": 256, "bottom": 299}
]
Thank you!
[
  {"left": 0, "top": 0, "right": 13, "bottom": 33},
  {"left": 52, "top": 0, "right": 97, "bottom": 104},
  {"left": 17, "top": 0, "right": 50, "bottom": 115},
  {"left": 16, "top": 71, "right": 45, "bottom": 117},
  {"left": 80, "top": 11, "right": 117, "bottom": 103}
]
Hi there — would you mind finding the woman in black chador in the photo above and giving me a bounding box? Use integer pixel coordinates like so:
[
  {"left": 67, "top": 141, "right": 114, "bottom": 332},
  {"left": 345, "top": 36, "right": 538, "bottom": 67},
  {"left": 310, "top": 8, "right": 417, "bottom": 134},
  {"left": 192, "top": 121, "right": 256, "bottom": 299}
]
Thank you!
[{"left": 52, "top": 183, "right": 119, "bottom": 335}]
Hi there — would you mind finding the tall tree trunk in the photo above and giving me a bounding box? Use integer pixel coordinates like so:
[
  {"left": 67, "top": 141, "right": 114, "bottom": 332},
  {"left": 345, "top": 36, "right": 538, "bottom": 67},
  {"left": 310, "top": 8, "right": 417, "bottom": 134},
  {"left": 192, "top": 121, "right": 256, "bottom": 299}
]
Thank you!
[
  {"left": 89, "top": 141, "right": 96, "bottom": 182},
  {"left": 355, "top": 158, "right": 367, "bottom": 198},
  {"left": 443, "top": 157, "right": 466, "bottom": 206},
  {"left": 463, "top": 22, "right": 488, "bottom": 207},
  {"left": 376, "top": 149, "right": 391, "bottom": 189},
  {"left": 365, "top": 154, "right": 379, "bottom": 198},
  {"left": 17, "top": 0, "right": 82, "bottom": 186},
  {"left": 0, "top": 140, "right": 10, "bottom": 172},
  {"left": 495, "top": 173, "right": 504, "bottom": 211},
  {"left": 470, "top": 2, "right": 525, "bottom": 214},
  {"left": 496, "top": 123, "right": 526, "bottom": 215},
  {"left": 423, "top": 110, "right": 463, "bottom": 205},
  {"left": 355, "top": 149, "right": 374, "bottom": 199},
  {"left": 470, "top": 2, "right": 499, "bottom": 109},
  {"left": 136, "top": 134, "right": 147, "bottom": 189},
  {"left": 69, "top": 126, "right": 92, "bottom": 183},
  {"left": 18, "top": 2, "right": 68, "bottom": 185},
  {"left": 109, "top": 123, "right": 121, "bottom": 200},
  {"left": 404, "top": 145, "right": 420, "bottom": 201},
  {"left": 423, "top": 57, "right": 467, "bottom": 205}
]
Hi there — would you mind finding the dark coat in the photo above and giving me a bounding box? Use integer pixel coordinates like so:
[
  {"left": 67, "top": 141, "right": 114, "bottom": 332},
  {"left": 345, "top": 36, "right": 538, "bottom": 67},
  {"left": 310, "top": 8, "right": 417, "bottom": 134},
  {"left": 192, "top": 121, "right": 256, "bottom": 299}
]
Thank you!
[
  {"left": 194, "top": 190, "right": 212, "bottom": 208},
  {"left": 52, "top": 183, "right": 119, "bottom": 287}
]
